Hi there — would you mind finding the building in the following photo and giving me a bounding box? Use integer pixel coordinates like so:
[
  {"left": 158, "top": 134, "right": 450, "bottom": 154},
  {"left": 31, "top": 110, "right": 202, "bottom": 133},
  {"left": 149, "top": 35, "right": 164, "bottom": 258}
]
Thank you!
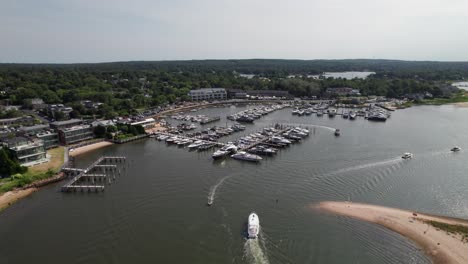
[
  {"left": 188, "top": 88, "right": 227, "bottom": 101},
  {"left": 0, "top": 116, "right": 35, "bottom": 127},
  {"left": 18, "top": 124, "right": 50, "bottom": 136},
  {"left": 326, "top": 87, "right": 361, "bottom": 96},
  {"left": 2, "top": 137, "right": 47, "bottom": 166},
  {"left": 130, "top": 118, "right": 156, "bottom": 128},
  {"left": 227, "top": 89, "right": 248, "bottom": 99},
  {"left": 30, "top": 98, "right": 47, "bottom": 110},
  {"left": 48, "top": 104, "right": 73, "bottom": 119},
  {"left": 58, "top": 125, "right": 95, "bottom": 145},
  {"left": 50, "top": 119, "right": 83, "bottom": 131},
  {"left": 246, "top": 90, "right": 292, "bottom": 99},
  {"left": 36, "top": 131, "right": 60, "bottom": 149}
]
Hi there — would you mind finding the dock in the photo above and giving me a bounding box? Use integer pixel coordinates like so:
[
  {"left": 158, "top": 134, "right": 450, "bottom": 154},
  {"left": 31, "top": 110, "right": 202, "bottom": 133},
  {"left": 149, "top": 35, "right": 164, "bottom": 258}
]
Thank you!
[{"left": 61, "top": 156, "right": 127, "bottom": 192}]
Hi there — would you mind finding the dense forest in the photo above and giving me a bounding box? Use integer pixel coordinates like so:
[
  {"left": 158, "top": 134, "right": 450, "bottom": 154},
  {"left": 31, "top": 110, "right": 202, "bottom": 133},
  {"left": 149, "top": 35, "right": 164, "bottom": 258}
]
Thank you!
[{"left": 0, "top": 59, "right": 465, "bottom": 119}]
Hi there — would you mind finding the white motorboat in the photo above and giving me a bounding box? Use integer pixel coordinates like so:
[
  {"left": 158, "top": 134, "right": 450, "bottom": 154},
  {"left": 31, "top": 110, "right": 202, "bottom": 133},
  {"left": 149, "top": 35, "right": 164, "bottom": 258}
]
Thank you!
[
  {"left": 247, "top": 212, "right": 260, "bottom": 239},
  {"left": 212, "top": 144, "right": 238, "bottom": 159},
  {"left": 451, "top": 146, "right": 461, "bottom": 152},
  {"left": 188, "top": 140, "right": 204, "bottom": 149},
  {"left": 402, "top": 152, "right": 413, "bottom": 159},
  {"left": 271, "top": 136, "right": 291, "bottom": 145},
  {"left": 231, "top": 151, "right": 262, "bottom": 162}
]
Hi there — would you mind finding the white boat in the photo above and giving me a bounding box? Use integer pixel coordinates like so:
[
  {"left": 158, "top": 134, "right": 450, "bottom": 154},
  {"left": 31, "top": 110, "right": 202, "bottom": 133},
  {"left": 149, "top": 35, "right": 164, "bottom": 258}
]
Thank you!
[
  {"left": 188, "top": 140, "right": 204, "bottom": 149},
  {"left": 402, "top": 152, "right": 413, "bottom": 159},
  {"left": 212, "top": 144, "right": 238, "bottom": 159},
  {"left": 271, "top": 136, "right": 291, "bottom": 145},
  {"left": 451, "top": 146, "right": 461, "bottom": 152},
  {"left": 231, "top": 151, "right": 262, "bottom": 162},
  {"left": 248, "top": 212, "right": 260, "bottom": 239}
]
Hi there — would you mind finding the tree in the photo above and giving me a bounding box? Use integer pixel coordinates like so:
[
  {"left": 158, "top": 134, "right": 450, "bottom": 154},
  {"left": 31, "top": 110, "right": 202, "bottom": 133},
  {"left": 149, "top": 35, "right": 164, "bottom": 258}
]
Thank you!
[{"left": 93, "top": 125, "right": 107, "bottom": 138}]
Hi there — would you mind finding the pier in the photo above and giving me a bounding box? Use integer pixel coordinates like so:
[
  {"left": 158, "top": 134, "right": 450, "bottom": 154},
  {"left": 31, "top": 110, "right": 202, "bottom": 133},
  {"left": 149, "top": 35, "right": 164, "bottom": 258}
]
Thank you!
[{"left": 61, "top": 156, "right": 127, "bottom": 192}]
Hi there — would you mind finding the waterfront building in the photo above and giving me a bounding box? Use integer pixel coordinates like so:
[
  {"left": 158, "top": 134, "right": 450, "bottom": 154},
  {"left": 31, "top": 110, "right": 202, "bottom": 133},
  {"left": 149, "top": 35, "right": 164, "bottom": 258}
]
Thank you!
[
  {"left": 58, "top": 125, "right": 94, "bottom": 145},
  {"left": 2, "top": 137, "right": 47, "bottom": 166},
  {"left": 36, "top": 131, "right": 60, "bottom": 149},
  {"left": 326, "top": 87, "right": 361, "bottom": 96},
  {"left": 0, "top": 116, "right": 35, "bottom": 127},
  {"left": 50, "top": 119, "right": 83, "bottom": 131},
  {"left": 188, "top": 88, "right": 227, "bottom": 101},
  {"left": 130, "top": 118, "right": 156, "bottom": 128}
]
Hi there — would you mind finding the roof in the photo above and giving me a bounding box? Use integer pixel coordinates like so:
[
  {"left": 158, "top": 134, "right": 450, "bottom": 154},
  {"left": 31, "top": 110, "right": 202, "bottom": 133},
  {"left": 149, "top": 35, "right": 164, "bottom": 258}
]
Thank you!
[
  {"left": 50, "top": 119, "right": 82, "bottom": 126},
  {"left": 18, "top": 124, "right": 49, "bottom": 132},
  {"left": 2, "top": 136, "right": 28, "bottom": 144}
]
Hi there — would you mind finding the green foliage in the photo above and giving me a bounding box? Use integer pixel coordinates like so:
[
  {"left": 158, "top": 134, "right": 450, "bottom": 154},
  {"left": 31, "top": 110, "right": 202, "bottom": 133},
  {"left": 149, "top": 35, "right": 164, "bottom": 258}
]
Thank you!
[
  {"left": 93, "top": 125, "right": 107, "bottom": 138},
  {"left": 0, "top": 109, "right": 22, "bottom": 119},
  {"left": 0, "top": 148, "right": 28, "bottom": 177}
]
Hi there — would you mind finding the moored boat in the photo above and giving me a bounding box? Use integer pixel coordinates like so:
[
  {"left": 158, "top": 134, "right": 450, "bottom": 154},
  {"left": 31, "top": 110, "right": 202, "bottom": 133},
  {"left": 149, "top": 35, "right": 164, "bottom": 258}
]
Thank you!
[{"left": 231, "top": 151, "right": 262, "bottom": 162}]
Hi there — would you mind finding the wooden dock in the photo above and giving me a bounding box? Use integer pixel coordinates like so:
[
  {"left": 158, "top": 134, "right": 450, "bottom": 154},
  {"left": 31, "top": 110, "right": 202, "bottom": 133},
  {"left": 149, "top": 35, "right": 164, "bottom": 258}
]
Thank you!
[{"left": 61, "top": 156, "right": 126, "bottom": 192}]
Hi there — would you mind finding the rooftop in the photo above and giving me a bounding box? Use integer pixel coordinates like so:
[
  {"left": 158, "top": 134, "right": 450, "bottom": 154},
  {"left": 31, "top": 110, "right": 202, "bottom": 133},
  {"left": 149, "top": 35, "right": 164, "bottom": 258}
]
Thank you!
[{"left": 50, "top": 119, "right": 82, "bottom": 126}]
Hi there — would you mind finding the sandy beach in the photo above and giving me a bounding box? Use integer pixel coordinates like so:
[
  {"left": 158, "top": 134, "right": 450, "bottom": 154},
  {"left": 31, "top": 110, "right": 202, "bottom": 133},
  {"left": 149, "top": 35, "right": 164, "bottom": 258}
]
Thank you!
[
  {"left": 315, "top": 201, "right": 468, "bottom": 264},
  {"left": 452, "top": 102, "right": 468, "bottom": 108},
  {"left": 0, "top": 188, "right": 37, "bottom": 212},
  {"left": 69, "top": 141, "right": 113, "bottom": 157}
]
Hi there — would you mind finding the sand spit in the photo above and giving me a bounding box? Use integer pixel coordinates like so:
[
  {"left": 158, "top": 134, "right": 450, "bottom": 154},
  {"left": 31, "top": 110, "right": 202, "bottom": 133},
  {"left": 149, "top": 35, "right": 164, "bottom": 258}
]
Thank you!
[{"left": 315, "top": 201, "right": 468, "bottom": 264}]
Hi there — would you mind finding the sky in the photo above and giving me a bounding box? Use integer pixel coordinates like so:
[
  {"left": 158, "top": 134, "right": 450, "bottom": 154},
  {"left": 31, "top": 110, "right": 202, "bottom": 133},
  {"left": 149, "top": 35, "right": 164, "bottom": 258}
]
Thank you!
[{"left": 1, "top": 0, "right": 468, "bottom": 63}]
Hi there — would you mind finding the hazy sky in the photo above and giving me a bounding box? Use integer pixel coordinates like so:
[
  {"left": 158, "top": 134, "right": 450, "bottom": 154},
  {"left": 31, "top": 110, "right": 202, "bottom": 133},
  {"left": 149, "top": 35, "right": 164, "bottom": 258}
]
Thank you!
[{"left": 1, "top": 0, "right": 468, "bottom": 63}]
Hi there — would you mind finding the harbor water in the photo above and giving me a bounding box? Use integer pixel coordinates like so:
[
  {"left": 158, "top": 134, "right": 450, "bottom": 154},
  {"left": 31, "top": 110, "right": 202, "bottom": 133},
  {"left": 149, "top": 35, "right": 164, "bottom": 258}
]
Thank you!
[{"left": 2, "top": 105, "right": 468, "bottom": 264}]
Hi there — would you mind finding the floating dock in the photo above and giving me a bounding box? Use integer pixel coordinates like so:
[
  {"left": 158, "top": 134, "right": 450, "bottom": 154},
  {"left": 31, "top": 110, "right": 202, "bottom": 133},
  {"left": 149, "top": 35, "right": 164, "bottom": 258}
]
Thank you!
[{"left": 61, "top": 156, "right": 126, "bottom": 192}]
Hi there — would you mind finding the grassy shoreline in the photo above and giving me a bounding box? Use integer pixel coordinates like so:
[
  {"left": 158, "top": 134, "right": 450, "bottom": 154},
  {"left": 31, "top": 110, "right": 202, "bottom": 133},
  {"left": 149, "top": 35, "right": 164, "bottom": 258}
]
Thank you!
[{"left": 0, "top": 147, "right": 64, "bottom": 195}]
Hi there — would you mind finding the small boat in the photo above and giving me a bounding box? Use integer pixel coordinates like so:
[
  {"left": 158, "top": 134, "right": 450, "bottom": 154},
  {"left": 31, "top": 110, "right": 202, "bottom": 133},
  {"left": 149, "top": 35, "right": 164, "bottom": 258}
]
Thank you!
[
  {"left": 402, "top": 153, "right": 413, "bottom": 159},
  {"left": 328, "top": 108, "right": 337, "bottom": 117},
  {"left": 451, "top": 146, "right": 461, "bottom": 152},
  {"left": 334, "top": 129, "right": 341, "bottom": 136},
  {"left": 343, "top": 112, "right": 349, "bottom": 119},
  {"left": 247, "top": 212, "right": 260, "bottom": 239},
  {"left": 316, "top": 111, "right": 323, "bottom": 117},
  {"left": 349, "top": 111, "right": 357, "bottom": 120},
  {"left": 231, "top": 151, "right": 262, "bottom": 162}
]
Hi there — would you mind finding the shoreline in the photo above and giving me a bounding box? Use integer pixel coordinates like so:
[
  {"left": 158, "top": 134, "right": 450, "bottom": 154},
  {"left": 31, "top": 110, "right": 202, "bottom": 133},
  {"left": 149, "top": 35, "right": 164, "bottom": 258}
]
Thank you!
[
  {"left": 0, "top": 188, "right": 38, "bottom": 212},
  {"left": 69, "top": 141, "right": 114, "bottom": 157},
  {"left": 315, "top": 201, "right": 468, "bottom": 264}
]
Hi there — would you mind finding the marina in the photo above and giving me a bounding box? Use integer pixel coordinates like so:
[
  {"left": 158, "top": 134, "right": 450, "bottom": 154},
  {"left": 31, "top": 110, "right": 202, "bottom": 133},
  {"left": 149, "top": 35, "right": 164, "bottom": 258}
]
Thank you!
[{"left": 2, "top": 104, "right": 468, "bottom": 264}]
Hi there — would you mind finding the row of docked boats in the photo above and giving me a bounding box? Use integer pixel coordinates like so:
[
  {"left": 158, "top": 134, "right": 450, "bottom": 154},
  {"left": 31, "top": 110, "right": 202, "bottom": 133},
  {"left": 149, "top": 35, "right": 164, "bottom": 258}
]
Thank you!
[
  {"left": 227, "top": 104, "right": 288, "bottom": 123},
  {"left": 185, "top": 124, "right": 246, "bottom": 142},
  {"left": 210, "top": 126, "right": 310, "bottom": 162},
  {"left": 170, "top": 114, "right": 211, "bottom": 123},
  {"left": 155, "top": 133, "right": 218, "bottom": 151}
]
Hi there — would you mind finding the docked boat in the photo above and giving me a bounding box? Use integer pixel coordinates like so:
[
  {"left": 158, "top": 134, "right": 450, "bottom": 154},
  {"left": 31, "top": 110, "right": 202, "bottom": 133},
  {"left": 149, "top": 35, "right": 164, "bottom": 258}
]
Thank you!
[
  {"left": 316, "top": 111, "right": 323, "bottom": 117},
  {"left": 334, "top": 129, "right": 341, "bottom": 136},
  {"left": 402, "top": 152, "right": 413, "bottom": 159},
  {"left": 328, "top": 108, "right": 337, "bottom": 117},
  {"left": 349, "top": 111, "right": 357, "bottom": 120},
  {"left": 343, "top": 112, "right": 349, "bottom": 119},
  {"left": 212, "top": 144, "right": 238, "bottom": 159},
  {"left": 247, "top": 212, "right": 260, "bottom": 239},
  {"left": 451, "top": 146, "right": 461, "bottom": 152},
  {"left": 231, "top": 151, "right": 262, "bottom": 162},
  {"left": 188, "top": 140, "right": 204, "bottom": 149}
]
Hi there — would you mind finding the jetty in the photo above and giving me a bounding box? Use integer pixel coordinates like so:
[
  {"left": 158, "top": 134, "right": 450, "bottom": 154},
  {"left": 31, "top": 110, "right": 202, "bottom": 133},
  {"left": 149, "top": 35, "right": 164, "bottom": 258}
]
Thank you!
[{"left": 61, "top": 156, "right": 126, "bottom": 192}]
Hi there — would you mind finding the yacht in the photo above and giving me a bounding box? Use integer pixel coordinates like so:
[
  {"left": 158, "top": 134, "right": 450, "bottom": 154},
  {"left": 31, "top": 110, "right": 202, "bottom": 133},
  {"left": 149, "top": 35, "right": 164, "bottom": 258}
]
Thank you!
[
  {"left": 402, "top": 153, "right": 413, "bottom": 159},
  {"left": 334, "top": 129, "right": 341, "bottom": 136},
  {"left": 451, "top": 146, "right": 461, "bottom": 152},
  {"left": 247, "top": 212, "right": 260, "bottom": 239},
  {"left": 188, "top": 140, "right": 204, "bottom": 149},
  {"left": 349, "top": 111, "right": 357, "bottom": 120},
  {"left": 231, "top": 151, "right": 262, "bottom": 162},
  {"left": 212, "top": 144, "right": 238, "bottom": 159},
  {"left": 271, "top": 136, "right": 292, "bottom": 145},
  {"left": 343, "top": 112, "right": 349, "bottom": 119},
  {"left": 328, "top": 108, "right": 337, "bottom": 117}
]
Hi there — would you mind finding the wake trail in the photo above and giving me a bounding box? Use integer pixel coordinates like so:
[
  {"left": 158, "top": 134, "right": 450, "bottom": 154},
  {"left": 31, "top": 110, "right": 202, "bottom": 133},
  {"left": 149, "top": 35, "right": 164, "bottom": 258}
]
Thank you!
[
  {"left": 243, "top": 238, "right": 270, "bottom": 264},
  {"left": 207, "top": 175, "right": 232, "bottom": 206}
]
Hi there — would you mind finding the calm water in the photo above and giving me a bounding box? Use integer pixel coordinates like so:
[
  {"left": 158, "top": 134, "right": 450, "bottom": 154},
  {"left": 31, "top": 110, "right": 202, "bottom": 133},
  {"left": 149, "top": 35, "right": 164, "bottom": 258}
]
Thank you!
[{"left": 2, "top": 105, "right": 468, "bottom": 264}]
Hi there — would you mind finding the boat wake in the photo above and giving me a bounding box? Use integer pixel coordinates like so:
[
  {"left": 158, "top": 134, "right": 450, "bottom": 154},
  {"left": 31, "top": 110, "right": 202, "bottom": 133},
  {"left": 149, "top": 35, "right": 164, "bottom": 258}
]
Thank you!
[
  {"left": 243, "top": 237, "right": 270, "bottom": 264},
  {"left": 325, "top": 157, "right": 402, "bottom": 177},
  {"left": 207, "top": 175, "right": 232, "bottom": 206}
]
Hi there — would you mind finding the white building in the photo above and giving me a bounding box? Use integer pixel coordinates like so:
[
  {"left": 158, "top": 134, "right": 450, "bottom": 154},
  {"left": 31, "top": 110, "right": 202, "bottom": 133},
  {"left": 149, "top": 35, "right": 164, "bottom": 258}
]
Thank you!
[{"left": 188, "top": 88, "right": 227, "bottom": 101}]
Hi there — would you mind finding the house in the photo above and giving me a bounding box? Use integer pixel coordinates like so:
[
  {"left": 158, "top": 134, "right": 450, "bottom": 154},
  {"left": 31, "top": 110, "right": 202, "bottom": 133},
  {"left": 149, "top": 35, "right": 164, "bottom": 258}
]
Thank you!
[
  {"left": 30, "top": 98, "right": 47, "bottom": 110},
  {"left": 2, "top": 137, "right": 47, "bottom": 166},
  {"left": 188, "top": 88, "right": 227, "bottom": 101},
  {"left": 227, "top": 89, "right": 247, "bottom": 99}
]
